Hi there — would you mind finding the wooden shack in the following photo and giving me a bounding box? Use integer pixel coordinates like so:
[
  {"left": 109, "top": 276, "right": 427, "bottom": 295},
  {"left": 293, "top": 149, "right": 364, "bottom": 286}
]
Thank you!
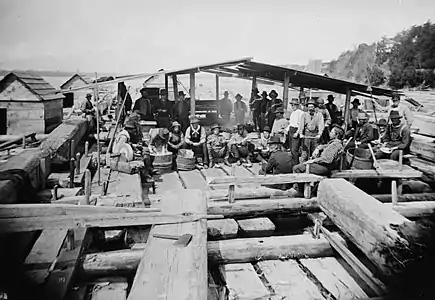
[
  {"left": 60, "top": 73, "right": 92, "bottom": 109},
  {"left": 0, "top": 71, "right": 64, "bottom": 135}
]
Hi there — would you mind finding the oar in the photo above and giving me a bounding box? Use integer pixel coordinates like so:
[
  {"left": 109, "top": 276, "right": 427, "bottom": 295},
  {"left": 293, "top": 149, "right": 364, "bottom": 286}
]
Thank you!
[{"left": 368, "top": 143, "right": 382, "bottom": 172}]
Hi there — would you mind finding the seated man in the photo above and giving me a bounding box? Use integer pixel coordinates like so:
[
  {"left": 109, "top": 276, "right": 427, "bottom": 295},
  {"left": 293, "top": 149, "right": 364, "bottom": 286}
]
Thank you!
[
  {"left": 184, "top": 115, "right": 208, "bottom": 167},
  {"left": 374, "top": 110, "right": 411, "bottom": 161},
  {"left": 293, "top": 125, "right": 345, "bottom": 180},
  {"left": 228, "top": 123, "right": 255, "bottom": 167},
  {"left": 257, "top": 125, "right": 271, "bottom": 160},
  {"left": 346, "top": 113, "right": 375, "bottom": 149},
  {"left": 207, "top": 124, "right": 230, "bottom": 167},
  {"left": 259, "top": 136, "right": 293, "bottom": 190},
  {"left": 150, "top": 128, "right": 170, "bottom": 154}
]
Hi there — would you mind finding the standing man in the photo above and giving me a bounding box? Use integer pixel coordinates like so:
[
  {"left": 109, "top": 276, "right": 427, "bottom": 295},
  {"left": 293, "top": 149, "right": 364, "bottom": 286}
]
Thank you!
[
  {"left": 250, "top": 88, "right": 263, "bottom": 132},
  {"left": 234, "top": 93, "right": 247, "bottom": 125},
  {"left": 325, "top": 94, "right": 339, "bottom": 125},
  {"left": 266, "top": 90, "right": 283, "bottom": 128},
  {"left": 388, "top": 94, "right": 413, "bottom": 127},
  {"left": 173, "top": 91, "right": 190, "bottom": 132},
  {"left": 133, "top": 88, "right": 154, "bottom": 121},
  {"left": 298, "top": 99, "right": 325, "bottom": 162},
  {"left": 155, "top": 89, "right": 172, "bottom": 128},
  {"left": 348, "top": 99, "right": 368, "bottom": 130},
  {"left": 271, "top": 107, "right": 289, "bottom": 144},
  {"left": 185, "top": 115, "right": 208, "bottom": 167},
  {"left": 286, "top": 98, "right": 304, "bottom": 166},
  {"left": 219, "top": 91, "right": 233, "bottom": 123},
  {"left": 317, "top": 98, "right": 331, "bottom": 144}
]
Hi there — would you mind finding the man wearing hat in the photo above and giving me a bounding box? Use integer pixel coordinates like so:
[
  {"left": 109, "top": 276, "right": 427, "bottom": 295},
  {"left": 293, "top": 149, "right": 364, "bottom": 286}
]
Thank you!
[
  {"left": 207, "top": 124, "right": 230, "bottom": 167},
  {"left": 271, "top": 106, "right": 289, "bottom": 144},
  {"left": 133, "top": 88, "right": 153, "bottom": 121},
  {"left": 266, "top": 90, "right": 283, "bottom": 128},
  {"left": 376, "top": 94, "right": 413, "bottom": 127},
  {"left": 228, "top": 123, "right": 254, "bottom": 166},
  {"left": 234, "top": 93, "right": 247, "bottom": 125},
  {"left": 173, "top": 91, "right": 191, "bottom": 132},
  {"left": 286, "top": 98, "right": 304, "bottom": 165},
  {"left": 293, "top": 126, "right": 345, "bottom": 193},
  {"left": 168, "top": 121, "right": 185, "bottom": 155},
  {"left": 325, "top": 94, "right": 339, "bottom": 125},
  {"left": 155, "top": 89, "right": 172, "bottom": 129},
  {"left": 348, "top": 98, "right": 368, "bottom": 130},
  {"left": 150, "top": 127, "right": 170, "bottom": 154},
  {"left": 219, "top": 91, "right": 233, "bottom": 123},
  {"left": 123, "top": 112, "right": 143, "bottom": 144},
  {"left": 374, "top": 110, "right": 411, "bottom": 161},
  {"left": 250, "top": 88, "right": 264, "bottom": 131},
  {"left": 297, "top": 99, "right": 325, "bottom": 162},
  {"left": 257, "top": 125, "right": 271, "bottom": 159},
  {"left": 117, "top": 82, "right": 133, "bottom": 124},
  {"left": 185, "top": 115, "right": 208, "bottom": 167},
  {"left": 317, "top": 98, "right": 332, "bottom": 144},
  {"left": 346, "top": 113, "right": 375, "bottom": 150}
]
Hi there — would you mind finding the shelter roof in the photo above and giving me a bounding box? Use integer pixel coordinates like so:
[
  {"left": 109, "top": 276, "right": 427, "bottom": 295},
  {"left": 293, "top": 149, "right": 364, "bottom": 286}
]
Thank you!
[
  {"left": 60, "top": 73, "right": 92, "bottom": 89},
  {"left": 0, "top": 71, "right": 64, "bottom": 101}
]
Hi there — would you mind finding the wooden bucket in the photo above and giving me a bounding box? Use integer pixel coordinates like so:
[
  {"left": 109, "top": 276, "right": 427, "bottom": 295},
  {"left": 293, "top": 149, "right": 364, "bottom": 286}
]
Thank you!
[
  {"left": 346, "top": 148, "right": 373, "bottom": 170},
  {"left": 176, "top": 156, "right": 196, "bottom": 171},
  {"left": 152, "top": 153, "right": 173, "bottom": 174}
]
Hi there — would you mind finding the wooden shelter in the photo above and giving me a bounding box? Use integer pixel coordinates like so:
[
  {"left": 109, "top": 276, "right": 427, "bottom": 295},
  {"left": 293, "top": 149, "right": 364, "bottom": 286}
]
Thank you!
[
  {"left": 60, "top": 74, "right": 92, "bottom": 108},
  {"left": 0, "top": 71, "right": 64, "bottom": 135}
]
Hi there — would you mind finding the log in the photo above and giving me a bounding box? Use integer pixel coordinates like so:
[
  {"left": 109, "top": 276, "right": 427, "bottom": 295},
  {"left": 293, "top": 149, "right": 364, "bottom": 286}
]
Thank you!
[
  {"left": 0, "top": 212, "right": 222, "bottom": 233},
  {"left": 208, "top": 186, "right": 298, "bottom": 201},
  {"left": 386, "top": 201, "right": 435, "bottom": 218},
  {"left": 208, "top": 197, "right": 318, "bottom": 217},
  {"left": 128, "top": 190, "right": 208, "bottom": 300},
  {"left": 0, "top": 134, "right": 49, "bottom": 143},
  {"left": 410, "top": 134, "right": 435, "bottom": 161},
  {"left": 411, "top": 114, "right": 435, "bottom": 139},
  {"left": 331, "top": 168, "right": 422, "bottom": 179},
  {"left": 81, "top": 234, "right": 335, "bottom": 275},
  {"left": 373, "top": 193, "right": 435, "bottom": 203},
  {"left": 318, "top": 178, "right": 417, "bottom": 281},
  {"left": 208, "top": 173, "right": 323, "bottom": 186},
  {"left": 39, "top": 118, "right": 88, "bottom": 164}
]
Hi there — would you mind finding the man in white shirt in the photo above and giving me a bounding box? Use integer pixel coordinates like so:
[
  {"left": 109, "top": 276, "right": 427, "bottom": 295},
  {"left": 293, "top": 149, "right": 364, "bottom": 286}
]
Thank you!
[
  {"left": 271, "top": 107, "right": 289, "bottom": 144},
  {"left": 185, "top": 115, "right": 208, "bottom": 167},
  {"left": 388, "top": 94, "right": 413, "bottom": 127},
  {"left": 286, "top": 98, "right": 304, "bottom": 165}
]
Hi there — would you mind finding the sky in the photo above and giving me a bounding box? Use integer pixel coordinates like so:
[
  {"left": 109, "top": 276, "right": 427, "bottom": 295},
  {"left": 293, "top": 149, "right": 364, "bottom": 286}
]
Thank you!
[{"left": 0, "top": 0, "right": 434, "bottom": 74}]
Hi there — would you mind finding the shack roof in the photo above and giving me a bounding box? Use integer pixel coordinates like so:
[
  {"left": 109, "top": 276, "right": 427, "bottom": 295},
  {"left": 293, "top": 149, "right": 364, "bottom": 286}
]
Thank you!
[
  {"left": 60, "top": 73, "right": 91, "bottom": 89},
  {"left": 0, "top": 71, "right": 64, "bottom": 101}
]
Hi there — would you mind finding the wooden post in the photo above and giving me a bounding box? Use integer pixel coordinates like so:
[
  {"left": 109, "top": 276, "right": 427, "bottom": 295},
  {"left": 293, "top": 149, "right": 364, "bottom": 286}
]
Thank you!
[
  {"left": 82, "top": 169, "right": 91, "bottom": 205},
  {"left": 22, "top": 136, "right": 26, "bottom": 149},
  {"left": 304, "top": 164, "right": 311, "bottom": 199},
  {"left": 215, "top": 75, "right": 220, "bottom": 101},
  {"left": 190, "top": 73, "right": 196, "bottom": 115},
  {"left": 75, "top": 153, "right": 81, "bottom": 174},
  {"left": 69, "top": 158, "right": 75, "bottom": 188},
  {"left": 39, "top": 158, "right": 47, "bottom": 189},
  {"left": 165, "top": 75, "right": 169, "bottom": 96},
  {"left": 84, "top": 141, "right": 89, "bottom": 157},
  {"left": 172, "top": 75, "right": 179, "bottom": 104},
  {"left": 391, "top": 180, "right": 398, "bottom": 206},
  {"left": 283, "top": 72, "right": 290, "bottom": 110},
  {"left": 399, "top": 150, "right": 403, "bottom": 171},
  {"left": 344, "top": 89, "right": 352, "bottom": 130},
  {"left": 66, "top": 229, "right": 75, "bottom": 250},
  {"left": 69, "top": 139, "right": 75, "bottom": 161},
  {"left": 94, "top": 73, "right": 101, "bottom": 184},
  {"left": 228, "top": 165, "right": 236, "bottom": 204}
]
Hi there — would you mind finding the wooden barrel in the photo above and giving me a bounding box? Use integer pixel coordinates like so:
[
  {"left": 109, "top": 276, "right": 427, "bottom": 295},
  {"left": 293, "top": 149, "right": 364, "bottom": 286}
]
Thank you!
[
  {"left": 346, "top": 148, "right": 373, "bottom": 170},
  {"left": 176, "top": 156, "right": 196, "bottom": 171},
  {"left": 152, "top": 153, "right": 173, "bottom": 174}
]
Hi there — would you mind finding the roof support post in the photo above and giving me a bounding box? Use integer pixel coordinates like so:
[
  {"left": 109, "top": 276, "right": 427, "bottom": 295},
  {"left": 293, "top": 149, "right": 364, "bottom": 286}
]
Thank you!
[
  {"left": 215, "top": 75, "right": 220, "bottom": 101},
  {"left": 344, "top": 88, "right": 352, "bottom": 130},
  {"left": 190, "top": 73, "right": 196, "bottom": 115},
  {"left": 164, "top": 75, "right": 169, "bottom": 97},
  {"left": 172, "top": 75, "right": 178, "bottom": 104},
  {"left": 283, "top": 72, "right": 290, "bottom": 110}
]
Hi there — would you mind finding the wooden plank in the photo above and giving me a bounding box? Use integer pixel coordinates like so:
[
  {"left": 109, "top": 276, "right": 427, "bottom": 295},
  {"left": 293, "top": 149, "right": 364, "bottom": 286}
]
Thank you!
[
  {"left": 92, "top": 167, "right": 110, "bottom": 194},
  {"left": 127, "top": 190, "right": 208, "bottom": 300},
  {"left": 257, "top": 260, "right": 324, "bottom": 300},
  {"left": 108, "top": 172, "right": 143, "bottom": 205},
  {"left": 207, "top": 187, "right": 297, "bottom": 201},
  {"left": 24, "top": 229, "right": 68, "bottom": 284},
  {"left": 220, "top": 164, "right": 257, "bottom": 189},
  {"left": 411, "top": 134, "right": 435, "bottom": 161},
  {"left": 200, "top": 167, "right": 227, "bottom": 190},
  {"left": 385, "top": 201, "right": 435, "bottom": 218},
  {"left": 237, "top": 217, "right": 275, "bottom": 237},
  {"left": 42, "top": 228, "right": 91, "bottom": 300},
  {"left": 73, "top": 154, "right": 93, "bottom": 185},
  {"left": 411, "top": 114, "right": 435, "bottom": 138},
  {"left": 0, "top": 212, "right": 221, "bottom": 233},
  {"left": 220, "top": 263, "right": 270, "bottom": 300},
  {"left": 331, "top": 168, "right": 422, "bottom": 179},
  {"left": 155, "top": 172, "right": 184, "bottom": 195},
  {"left": 208, "top": 219, "right": 239, "bottom": 239},
  {"left": 178, "top": 169, "right": 208, "bottom": 190},
  {"left": 300, "top": 257, "right": 368, "bottom": 299},
  {"left": 208, "top": 173, "right": 323, "bottom": 186},
  {"left": 208, "top": 197, "right": 318, "bottom": 217},
  {"left": 90, "top": 279, "right": 128, "bottom": 300},
  {"left": 37, "top": 187, "right": 81, "bottom": 202}
]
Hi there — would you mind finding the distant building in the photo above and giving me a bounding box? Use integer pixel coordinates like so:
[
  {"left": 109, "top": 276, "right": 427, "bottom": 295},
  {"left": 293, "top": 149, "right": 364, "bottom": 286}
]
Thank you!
[
  {"left": 60, "top": 74, "right": 92, "bottom": 108},
  {"left": 0, "top": 71, "right": 64, "bottom": 135}
]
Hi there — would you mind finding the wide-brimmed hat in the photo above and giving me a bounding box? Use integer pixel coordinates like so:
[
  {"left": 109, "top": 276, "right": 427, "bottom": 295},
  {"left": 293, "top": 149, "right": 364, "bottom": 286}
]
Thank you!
[
  {"left": 170, "top": 121, "right": 181, "bottom": 129},
  {"left": 290, "top": 98, "right": 299, "bottom": 105},
  {"left": 268, "top": 136, "right": 282, "bottom": 145},
  {"left": 357, "top": 113, "right": 369, "bottom": 120},
  {"left": 235, "top": 93, "right": 243, "bottom": 99},
  {"left": 236, "top": 123, "right": 245, "bottom": 129},
  {"left": 317, "top": 98, "right": 325, "bottom": 105},
  {"left": 377, "top": 118, "right": 387, "bottom": 126},
  {"left": 389, "top": 110, "right": 402, "bottom": 119},
  {"left": 269, "top": 90, "right": 278, "bottom": 97},
  {"left": 139, "top": 87, "right": 147, "bottom": 94},
  {"left": 392, "top": 94, "right": 400, "bottom": 101},
  {"left": 189, "top": 115, "right": 199, "bottom": 123},
  {"left": 275, "top": 107, "right": 284, "bottom": 114},
  {"left": 86, "top": 93, "right": 92, "bottom": 98},
  {"left": 124, "top": 120, "right": 136, "bottom": 129},
  {"left": 352, "top": 98, "right": 361, "bottom": 105},
  {"left": 160, "top": 89, "right": 167, "bottom": 95},
  {"left": 262, "top": 91, "right": 268, "bottom": 97},
  {"left": 178, "top": 91, "right": 186, "bottom": 96},
  {"left": 263, "top": 125, "right": 271, "bottom": 132},
  {"left": 211, "top": 124, "right": 221, "bottom": 130},
  {"left": 306, "top": 99, "right": 317, "bottom": 106},
  {"left": 327, "top": 94, "right": 334, "bottom": 100}
]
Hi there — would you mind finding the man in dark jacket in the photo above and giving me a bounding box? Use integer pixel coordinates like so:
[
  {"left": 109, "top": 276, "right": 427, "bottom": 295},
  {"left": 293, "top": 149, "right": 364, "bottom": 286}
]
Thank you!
[
  {"left": 325, "top": 94, "right": 339, "bottom": 125},
  {"left": 374, "top": 110, "right": 411, "bottom": 161},
  {"left": 133, "top": 88, "right": 153, "bottom": 121},
  {"left": 155, "top": 89, "right": 172, "bottom": 128},
  {"left": 173, "top": 91, "right": 190, "bottom": 132},
  {"left": 346, "top": 113, "right": 375, "bottom": 150},
  {"left": 250, "top": 88, "right": 263, "bottom": 132}
]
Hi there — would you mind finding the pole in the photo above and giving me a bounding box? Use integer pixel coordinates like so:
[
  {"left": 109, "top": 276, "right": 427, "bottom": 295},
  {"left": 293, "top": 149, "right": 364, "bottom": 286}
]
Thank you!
[
  {"left": 344, "top": 88, "right": 352, "bottom": 131},
  {"left": 283, "top": 72, "right": 290, "bottom": 110},
  {"left": 94, "top": 72, "right": 101, "bottom": 184},
  {"left": 172, "top": 75, "right": 179, "bottom": 104},
  {"left": 215, "top": 75, "right": 220, "bottom": 101},
  {"left": 190, "top": 73, "right": 196, "bottom": 115}
]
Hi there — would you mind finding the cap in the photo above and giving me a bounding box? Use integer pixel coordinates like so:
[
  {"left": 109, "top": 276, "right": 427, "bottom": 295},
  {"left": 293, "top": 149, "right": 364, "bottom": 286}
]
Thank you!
[{"left": 263, "top": 125, "right": 271, "bottom": 132}]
